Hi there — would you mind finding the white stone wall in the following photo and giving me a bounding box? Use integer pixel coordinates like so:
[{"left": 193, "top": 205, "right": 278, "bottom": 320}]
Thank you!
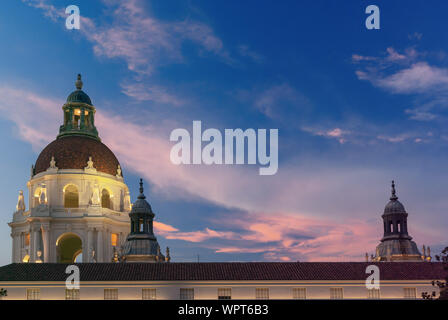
[{"left": 0, "top": 280, "right": 439, "bottom": 300}]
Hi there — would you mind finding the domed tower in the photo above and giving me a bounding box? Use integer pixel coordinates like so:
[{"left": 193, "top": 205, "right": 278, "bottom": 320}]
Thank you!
[
  {"left": 372, "top": 181, "right": 422, "bottom": 262},
  {"left": 9, "top": 75, "right": 132, "bottom": 263},
  {"left": 120, "top": 179, "right": 168, "bottom": 263}
]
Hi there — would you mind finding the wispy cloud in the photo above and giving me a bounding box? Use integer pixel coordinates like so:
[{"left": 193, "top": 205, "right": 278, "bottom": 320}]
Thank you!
[
  {"left": 377, "top": 62, "right": 448, "bottom": 94},
  {"left": 23, "top": 0, "right": 231, "bottom": 105},
  {"left": 120, "top": 82, "right": 184, "bottom": 106},
  {"left": 237, "top": 45, "right": 264, "bottom": 63},
  {"left": 408, "top": 32, "right": 423, "bottom": 41},
  {"left": 353, "top": 46, "right": 448, "bottom": 121},
  {"left": 302, "top": 127, "right": 349, "bottom": 144},
  {"left": 22, "top": 0, "right": 65, "bottom": 21},
  {"left": 252, "top": 83, "right": 310, "bottom": 119}
]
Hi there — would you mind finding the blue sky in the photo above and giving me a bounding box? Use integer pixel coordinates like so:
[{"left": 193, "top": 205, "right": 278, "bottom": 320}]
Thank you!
[{"left": 0, "top": 0, "right": 447, "bottom": 265}]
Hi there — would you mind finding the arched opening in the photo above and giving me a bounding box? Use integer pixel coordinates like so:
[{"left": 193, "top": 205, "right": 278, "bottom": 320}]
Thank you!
[
  {"left": 101, "top": 189, "right": 111, "bottom": 209},
  {"left": 64, "top": 185, "right": 79, "bottom": 208},
  {"left": 85, "top": 111, "right": 90, "bottom": 128},
  {"left": 74, "top": 109, "right": 81, "bottom": 128},
  {"left": 73, "top": 250, "right": 83, "bottom": 263},
  {"left": 56, "top": 233, "right": 82, "bottom": 263},
  {"left": 33, "top": 187, "right": 42, "bottom": 207}
]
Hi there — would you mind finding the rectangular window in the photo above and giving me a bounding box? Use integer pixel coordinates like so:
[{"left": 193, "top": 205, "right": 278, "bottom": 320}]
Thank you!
[
  {"left": 26, "top": 288, "right": 40, "bottom": 300},
  {"left": 255, "top": 288, "right": 269, "bottom": 300},
  {"left": 111, "top": 233, "right": 118, "bottom": 247},
  {"left": 180, "top": 288, "right": 194, "bottom": 300},
  {"left": 65, "top": 289, "right": 80, "bottom": 300},
  {"left": 404, "top": 288, "right": 417, "bottom": 299},
  {"left": 292, "top": 288, "right": 307, "bottom": 299},
  {"left": 367, "top": 288, "right": 380, "bottom": 299},
  {"left": 142, "top": 288, "right": 156, "bottom": 300},
  {"left": 104, "top": 288, "right": 118, "bottom": 300},
  {"left": 25, "top": 233, "right": 30, "bottom": 246},
  {"left": 218, "top": 288, "right": 232, "bottom": 300},
  {"left": 330, "top": 288, "right": 343, "bottom": 299}
]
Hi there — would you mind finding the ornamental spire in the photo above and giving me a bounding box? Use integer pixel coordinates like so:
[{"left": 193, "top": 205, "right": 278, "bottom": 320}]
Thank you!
[
  {"left": 75, "top": 74, "right": 83, "bottom": 90},
  {"left": 390, "top": 180, "right": 398, "bottom": 200},
  {"left": 138, "top": 178, "right": 146, "bottom": 199}
]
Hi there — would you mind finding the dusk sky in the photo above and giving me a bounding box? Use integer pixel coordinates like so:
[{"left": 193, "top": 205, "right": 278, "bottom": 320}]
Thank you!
[{"left": 0, "top": 0, "right": 447, "bottom": 266}]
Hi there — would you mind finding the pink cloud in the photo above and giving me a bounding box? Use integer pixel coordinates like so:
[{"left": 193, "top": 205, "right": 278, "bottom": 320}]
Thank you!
[
  {"left": 302, "top": 126, "right": 348, "bottom": 144},
  {"left": 153, "top": 221, "right": 179, "bottom": 232},
  {"left": 214, "top": 212, "right": 379, "bottom": 261}
]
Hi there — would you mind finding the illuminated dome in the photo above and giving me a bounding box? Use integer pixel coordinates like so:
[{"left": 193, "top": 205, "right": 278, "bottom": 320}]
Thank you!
[
  {"left": 33, "top": 74, "right": 122, "bottom": 177},
  {"left": 34, "top": 135, "right": 121, "bottom": 176}
]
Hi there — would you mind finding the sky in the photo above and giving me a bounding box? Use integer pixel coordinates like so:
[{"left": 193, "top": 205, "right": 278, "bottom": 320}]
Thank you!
[{"left": 0, "top": 0, "right": 447, "bottom": 265}]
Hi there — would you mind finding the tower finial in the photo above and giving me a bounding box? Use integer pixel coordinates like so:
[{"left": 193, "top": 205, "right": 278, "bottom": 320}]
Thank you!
[
  {"left": 75, "top": 74, "right": 83, "bottom": 90},
  {"left": 138, "top": 178, "right": 146, "bottom": 199},
  {"left": 390, "top": 180, "right": 398, "bottom": 200}
]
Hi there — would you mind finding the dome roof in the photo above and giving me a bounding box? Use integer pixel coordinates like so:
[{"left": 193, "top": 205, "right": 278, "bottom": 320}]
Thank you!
[
  {"left": 34, "top": 135, "right": 122, "bottom": 177},
  {"left": 383, "top": 180, "right": 406, "bottom": 215},
  {"left": 384, "top": 199, "right": 406, "bottom": 214},
  {"left": 130, "top": 179, "right": 154, "bottom": 215},
  {"left": 66, "top": 90, "right": 92, "bottom": 105},
  {"left": 65, "top": 74, "right": 92, "bottom": 105}
]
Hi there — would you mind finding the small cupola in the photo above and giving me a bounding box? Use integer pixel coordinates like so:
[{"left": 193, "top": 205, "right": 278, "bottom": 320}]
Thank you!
[
  {"left": 120, "top": 179, "right": 168, "bottom": 263},
  {"left": 381, "top": 181, "right": 411, "bottom": 241},
  {"left": 58, "top": 74, "right": 99, "bottom": 140}
]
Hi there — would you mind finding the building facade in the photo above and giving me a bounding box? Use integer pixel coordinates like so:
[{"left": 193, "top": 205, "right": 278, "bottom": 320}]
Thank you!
[{"left": 0, "top": 262, "right": 444, "bottom": 300}]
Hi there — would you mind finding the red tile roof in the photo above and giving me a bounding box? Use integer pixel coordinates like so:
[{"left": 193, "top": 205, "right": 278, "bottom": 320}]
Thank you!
[
  {"left": 34, "top": 135, "right": 121, "bottom": 177},
  {"left": 0, "top": 262, "right": 445, "bottom": 282}
]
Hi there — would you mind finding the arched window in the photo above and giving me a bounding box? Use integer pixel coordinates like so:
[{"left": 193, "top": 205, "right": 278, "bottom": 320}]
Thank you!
[
  {"left": 74, "top": 109, "right": 81, "bottom": 128},
  {"left": 33, "top": 187, "right": 42, "bottom": 207},
  {"left": 139, "top": 219, "right": 144, "bottom": 232},
  {"left": 101, "top": 189, "right": 111, "bottom": 209},
  {"left": 64, "top": 185, "right": 79, "bottom": 208}
]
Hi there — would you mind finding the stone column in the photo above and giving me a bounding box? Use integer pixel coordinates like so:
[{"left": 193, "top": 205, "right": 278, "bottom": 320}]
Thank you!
[
  {"left": 30, "top": 225, "right": 40, "bottom": 262},
  {"left": 96, "top": 228, "right": 103, "bottom": 262},
  {"left": 85, "top": 228, "right": 94, "bottom": 262},
  {"left": 80, "top": 107, "right": 85, "bottom": 129},
  {"left": 41, "top": 224, "right": 50, "bottom": 262},
  {"left": 11, "top": 232, "right": 19, "bottom": 263},
  {"left": 105, "top": 230, "right": 113, "bottom": 262},
  {"left": 68, "top": 108, "right": 74, "bottom": 129},
  {"left": 90, "top": 110, "right": 95, "bottom": 126}
]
